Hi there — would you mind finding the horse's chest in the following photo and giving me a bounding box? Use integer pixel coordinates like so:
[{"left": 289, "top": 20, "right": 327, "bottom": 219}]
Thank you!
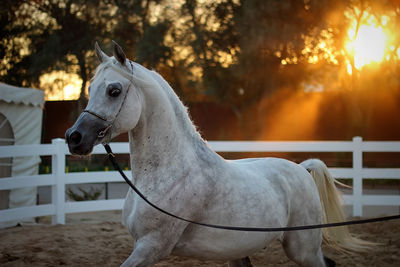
[
  {"left": 122, "top": 183, "right": 199, "bottom": 239},
  {"left": 122, "top": 188, "right": 163, "bottom": 235}
]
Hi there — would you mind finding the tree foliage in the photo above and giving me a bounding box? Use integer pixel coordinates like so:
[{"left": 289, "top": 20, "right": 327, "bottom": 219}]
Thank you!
[{"left": 1, "top": 0, "right": 400, "bottom": 136}]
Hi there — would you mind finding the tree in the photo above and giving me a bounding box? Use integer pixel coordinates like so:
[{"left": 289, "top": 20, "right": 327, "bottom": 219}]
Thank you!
[
  {"left": 2, "top": 0, "right": 399, "bottom": 141},
  {"left": 111, "top": 0, "right": 172, "bottom": 68},
  {"left": 1, "top": 0, "right": 174, "bottom": 107},
  {"left": 1, "top": 0, "right": 118, "bottom": 108},
  {"left": 177, "top": 1, "right": 341, "bottom": 108}
]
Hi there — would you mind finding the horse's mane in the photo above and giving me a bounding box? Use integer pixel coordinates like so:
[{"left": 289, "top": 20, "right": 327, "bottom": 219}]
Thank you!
[{"left": 145, "top": 67, "right": 204, "bottom": 142}]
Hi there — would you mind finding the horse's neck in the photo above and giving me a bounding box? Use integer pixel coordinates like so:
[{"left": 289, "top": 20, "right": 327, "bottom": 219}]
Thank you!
[{"left": 128, "top": 76, "right": 209, "bottom": 184}]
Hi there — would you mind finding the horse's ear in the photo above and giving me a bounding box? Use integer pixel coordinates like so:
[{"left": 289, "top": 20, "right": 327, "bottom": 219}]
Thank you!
[
  {"left": 95, "top": 41, "right": 108, "bottom": 63},
  {"left": 112, "top": 40, "right": 126, "bottom": 65}
]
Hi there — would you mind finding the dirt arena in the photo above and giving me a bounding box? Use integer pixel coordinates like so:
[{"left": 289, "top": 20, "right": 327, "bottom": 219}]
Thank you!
[{"left": 1, "top": 211, "right": 399, "bottom": 266}]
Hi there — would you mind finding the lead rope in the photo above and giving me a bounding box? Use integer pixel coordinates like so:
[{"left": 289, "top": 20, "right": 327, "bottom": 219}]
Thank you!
[{"left": 103, "top": 144, "right": 400, "bottom": 232}]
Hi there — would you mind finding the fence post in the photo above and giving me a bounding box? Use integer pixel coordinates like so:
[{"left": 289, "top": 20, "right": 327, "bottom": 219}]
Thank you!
[
  {"left": 352, "top": 136, "right": 363, "bottom": 217},
  {"left": 51, "top": 138, "right": 66, "bottom": 224}
]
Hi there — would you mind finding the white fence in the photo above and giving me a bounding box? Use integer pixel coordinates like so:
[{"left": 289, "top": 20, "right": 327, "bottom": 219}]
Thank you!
[{"left": 0, "top": 137, "right": 399, "bottom": 225}]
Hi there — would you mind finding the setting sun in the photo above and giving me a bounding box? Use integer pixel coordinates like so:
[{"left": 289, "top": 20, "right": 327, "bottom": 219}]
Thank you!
[
  {"left": 345, "top": 11, "right": 392, "bottom": 73},
  {"left": 346, "top": 24, "right": 388, "bottom": 69}
]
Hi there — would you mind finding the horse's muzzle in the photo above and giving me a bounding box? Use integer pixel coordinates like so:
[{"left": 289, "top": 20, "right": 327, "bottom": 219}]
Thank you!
[{"left": 65, "top": 112, "right": 110, "bottom": 155}]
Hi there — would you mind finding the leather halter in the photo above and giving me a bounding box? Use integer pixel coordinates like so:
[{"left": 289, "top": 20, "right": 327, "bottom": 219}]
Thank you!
[{"left": 83, "top": 60, "right": 135, "bottom": 141}]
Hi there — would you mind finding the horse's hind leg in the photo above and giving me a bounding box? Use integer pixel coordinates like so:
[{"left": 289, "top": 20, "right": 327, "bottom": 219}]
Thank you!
[
  {"left": 282, "top": 229, "right": 328, "bottom": 267},
  {"left": 228, "top": 257, "right": 253, "bottom": 267}
]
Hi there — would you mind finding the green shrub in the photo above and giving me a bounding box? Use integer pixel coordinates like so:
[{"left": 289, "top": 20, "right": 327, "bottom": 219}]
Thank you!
[{"left": 66, "top": 186, "right": 103, "bottom": 201}]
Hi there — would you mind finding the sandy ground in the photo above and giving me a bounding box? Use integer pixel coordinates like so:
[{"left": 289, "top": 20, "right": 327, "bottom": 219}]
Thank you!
[{"left": 1, "top": 211, "right": 399, "bottom": 267}]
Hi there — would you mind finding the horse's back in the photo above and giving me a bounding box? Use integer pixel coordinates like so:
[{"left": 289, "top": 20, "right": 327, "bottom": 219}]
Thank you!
[
  {"left": 229, "top": 157, "right": 322, "bottom": 221},
  {"left": 228, "top": 157, "right": 314, "bottom": 189}
]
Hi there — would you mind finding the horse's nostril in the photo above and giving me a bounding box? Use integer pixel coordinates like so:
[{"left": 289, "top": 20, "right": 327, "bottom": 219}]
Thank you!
[{"left": 69, "top": 131, "right": 82, "bottom": 145}]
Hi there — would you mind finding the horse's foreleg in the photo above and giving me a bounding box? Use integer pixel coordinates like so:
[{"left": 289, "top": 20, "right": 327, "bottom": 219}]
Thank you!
[
  {"left": 228, "top": 257, "right": 253, "bottom": 267},
  {"left": 121, "top": 235, "right": 173, "bottom": 267}
]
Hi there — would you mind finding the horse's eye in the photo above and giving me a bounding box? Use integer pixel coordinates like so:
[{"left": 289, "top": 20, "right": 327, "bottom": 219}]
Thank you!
[
  {"left": 109, "top": 88, "right": 121, "bottom": 97},
  {"left": 107, "top": 83, "right": 122, "bottom": 97}
]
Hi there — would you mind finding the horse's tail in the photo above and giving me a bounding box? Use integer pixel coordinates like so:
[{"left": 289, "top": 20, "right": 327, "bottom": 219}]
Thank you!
[{"left": 300, "top": 159, "right": 374, "bottom": 253}]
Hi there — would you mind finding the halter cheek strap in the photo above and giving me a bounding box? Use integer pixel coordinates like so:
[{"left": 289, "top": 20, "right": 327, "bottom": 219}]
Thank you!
[{"left": 83, "top": 60, "right": 135, "bottom": 141}]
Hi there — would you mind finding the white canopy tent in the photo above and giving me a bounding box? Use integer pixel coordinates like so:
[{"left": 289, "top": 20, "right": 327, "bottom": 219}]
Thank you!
[{"left": 0, "top": 82, "right": 44, "bottom": 227}]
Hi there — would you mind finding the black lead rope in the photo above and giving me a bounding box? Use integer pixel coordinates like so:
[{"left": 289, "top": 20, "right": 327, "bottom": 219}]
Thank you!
[{"left": 103, "top": 144, "right": 400, "bottom": 232}]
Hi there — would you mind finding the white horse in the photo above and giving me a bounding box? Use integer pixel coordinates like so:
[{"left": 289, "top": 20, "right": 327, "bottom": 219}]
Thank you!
[{"left": 66, "top": 41, "right": 370, "bottom": 267}]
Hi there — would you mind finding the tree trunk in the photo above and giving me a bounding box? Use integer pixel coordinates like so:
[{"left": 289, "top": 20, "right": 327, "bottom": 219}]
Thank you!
[{"left": 77, "top": 53, "right": 88, "bottom": 113}]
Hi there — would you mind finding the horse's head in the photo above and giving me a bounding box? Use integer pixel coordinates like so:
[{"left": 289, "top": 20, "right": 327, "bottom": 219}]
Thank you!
[{"left": 66, "top": 41, "right": 142, "bottom": 155}]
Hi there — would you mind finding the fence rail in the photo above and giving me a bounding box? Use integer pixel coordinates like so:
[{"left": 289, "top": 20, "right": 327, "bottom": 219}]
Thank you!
[{"left": 0, "top": 137, "right": 399, "bottom": 225}]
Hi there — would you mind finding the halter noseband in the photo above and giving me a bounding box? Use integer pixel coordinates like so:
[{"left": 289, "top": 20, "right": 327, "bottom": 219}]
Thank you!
[
  {"left": 83, "top": 60, "right": 135, "bottom": 142},
  {"left": 83, "top": 109, "right": 108, "bottom": 122}
]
